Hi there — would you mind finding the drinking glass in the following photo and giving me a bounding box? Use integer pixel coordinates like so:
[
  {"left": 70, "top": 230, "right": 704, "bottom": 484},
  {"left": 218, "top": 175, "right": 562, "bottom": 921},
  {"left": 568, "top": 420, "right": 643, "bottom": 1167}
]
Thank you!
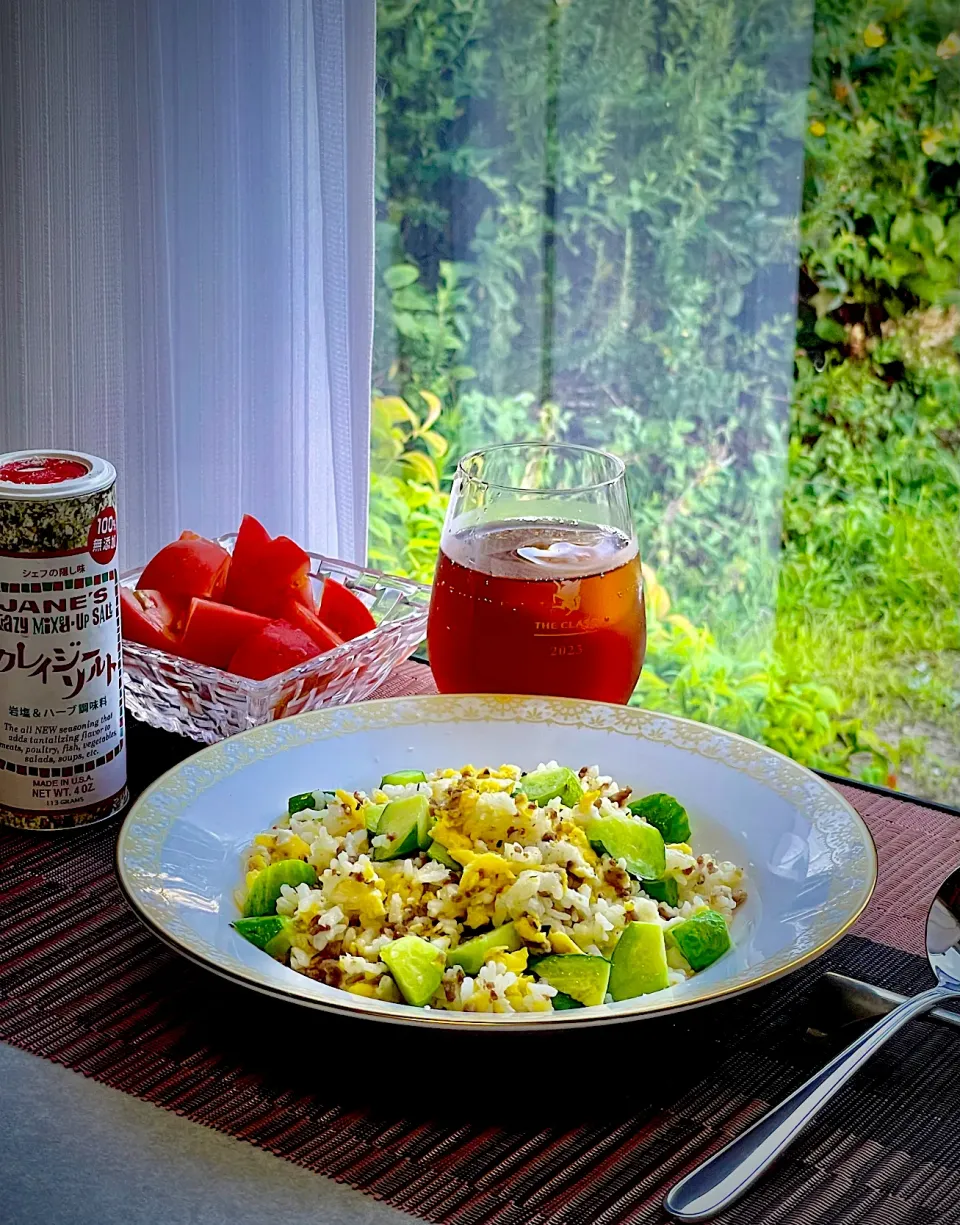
[{"left": 427, "top": 442, "right": 645, "bottom": 704}]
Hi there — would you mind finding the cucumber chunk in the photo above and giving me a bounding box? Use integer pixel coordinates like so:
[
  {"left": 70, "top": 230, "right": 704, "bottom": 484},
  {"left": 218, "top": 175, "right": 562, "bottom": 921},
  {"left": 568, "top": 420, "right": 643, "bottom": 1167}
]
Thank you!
[
  {"left": 584, "top": 813, "right": 666, "bottom": 881},
  {"left": 372, "top": 794, "right": 430, "bottom": 861},
  {"left": 446, "top": 922, "right": 522, "bottom": 975},
  {"left": 643, "top": 877, "right": 679, "bottom": 907},
  {"left": 233, "top": 916, "right": 295, "bottom": 960},
  {"left": 381, "top": 935, "right": 445, "bottom": 1007},
  {"left": 516, "top": 766, "right": 582, "bottom": 807},
  {"left": 380, "top": 770, "right": 427, "bottom": 787},
  {"left": 243, "top": 860, "right": 317, "bottom": 917},
  {"left": 609, "top": 922, "right": 670, "bottom": 1000},
  {"left": 287, "top": 790, "right": 334, "bottom": 816},
  {"left": 364, "top": 802, "right": 386, "bottom": 834},
  {"left": 551, "top": 991, "right": 584, "bottom": 1010},
  {"left": 628, "top": 793, "right": 690, "bottom": 844},
  {"left": 530, "top": 953, "right": 611, "bottom": 1007},
  {"left": 427, "top": 840, "right": 459, "bottom": 871},
  {"left": 666, "top": 943, "right": 692, "bottom": 973},
  {"left": 263, "top": 922, "right": 295, "bottom": 960},
  {"left": 670, "top": 909, "right": 731, "bottom": 971},
  {"left": 418, "top": 805, "right": 436, "bottom": 850}
]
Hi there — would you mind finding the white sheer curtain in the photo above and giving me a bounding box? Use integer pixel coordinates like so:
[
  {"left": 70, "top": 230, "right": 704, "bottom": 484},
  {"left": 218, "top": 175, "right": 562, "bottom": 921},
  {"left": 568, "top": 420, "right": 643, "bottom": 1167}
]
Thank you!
[{"left": 0, "top": 0, "right": 374, "bottom": 568}]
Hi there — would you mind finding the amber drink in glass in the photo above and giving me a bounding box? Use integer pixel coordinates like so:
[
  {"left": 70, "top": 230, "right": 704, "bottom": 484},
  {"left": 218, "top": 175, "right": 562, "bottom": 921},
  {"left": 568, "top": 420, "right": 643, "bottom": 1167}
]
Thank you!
[{"left": 427, "top": 443, "right": 645, "bottom": 704}]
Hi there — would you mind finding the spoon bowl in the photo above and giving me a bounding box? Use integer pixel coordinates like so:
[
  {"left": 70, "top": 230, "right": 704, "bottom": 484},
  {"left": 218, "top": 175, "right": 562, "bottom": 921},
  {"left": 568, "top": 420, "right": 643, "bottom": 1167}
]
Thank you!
[{"left": 926, "top": 875, "right": 960, "bottom": 984}]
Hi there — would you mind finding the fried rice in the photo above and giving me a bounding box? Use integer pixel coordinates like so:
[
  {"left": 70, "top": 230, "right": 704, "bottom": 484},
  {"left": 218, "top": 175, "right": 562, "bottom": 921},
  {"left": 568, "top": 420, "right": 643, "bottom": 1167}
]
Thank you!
[{"left": 235, "top": 761, "right": 745, "bottom": 1013}]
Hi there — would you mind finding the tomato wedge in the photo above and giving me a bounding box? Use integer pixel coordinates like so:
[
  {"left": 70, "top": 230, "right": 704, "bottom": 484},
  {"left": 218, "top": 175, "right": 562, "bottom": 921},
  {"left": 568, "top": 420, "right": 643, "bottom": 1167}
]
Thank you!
[
  {"left": 283, "top": 601, "right": 344, "bottom": 653},
  {"left": 227, "top": 620, "right": 322, "bottom": 680},
  {"left": 318, "top": 577, "right": 376, "bottom": 641},
  {"left": 178, "top": 598, "right": 271, "bottom": 669},
  {"left": 120, "top": 589, "right": 184, "bottom": 651},
  {"left": 138, "top": 535, "right": 231, "bottom": 602},
  {"left": 222, "top": 514, "right": 314, "bottom": 617}
]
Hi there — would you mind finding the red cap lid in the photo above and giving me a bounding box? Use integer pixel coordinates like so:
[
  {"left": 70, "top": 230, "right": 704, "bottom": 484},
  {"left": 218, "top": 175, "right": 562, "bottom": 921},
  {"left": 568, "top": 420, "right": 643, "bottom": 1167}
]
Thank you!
[{"left": 0, "top": 456, "right": 91, "bottom": 485}]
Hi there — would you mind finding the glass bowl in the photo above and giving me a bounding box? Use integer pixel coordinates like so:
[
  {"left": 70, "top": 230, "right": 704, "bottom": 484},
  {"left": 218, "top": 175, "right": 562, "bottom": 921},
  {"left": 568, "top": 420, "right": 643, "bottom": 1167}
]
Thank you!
[{"left": 120, "top": 535, "right": 430, "bottom": 743}]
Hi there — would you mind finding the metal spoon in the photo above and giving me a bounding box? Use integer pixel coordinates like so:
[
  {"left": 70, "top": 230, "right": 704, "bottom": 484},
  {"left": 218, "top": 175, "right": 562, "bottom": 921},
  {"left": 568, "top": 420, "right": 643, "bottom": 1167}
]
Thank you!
[{"left": 664, "top": 865, "right": 960, "bottom": 1222}]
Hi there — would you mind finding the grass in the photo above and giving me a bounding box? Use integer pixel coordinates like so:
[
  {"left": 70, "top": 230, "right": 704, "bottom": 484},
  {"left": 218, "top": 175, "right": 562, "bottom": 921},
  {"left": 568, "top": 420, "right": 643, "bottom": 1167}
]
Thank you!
[{"left": 774, "top": 499, "right": 960, "bottom": 803}]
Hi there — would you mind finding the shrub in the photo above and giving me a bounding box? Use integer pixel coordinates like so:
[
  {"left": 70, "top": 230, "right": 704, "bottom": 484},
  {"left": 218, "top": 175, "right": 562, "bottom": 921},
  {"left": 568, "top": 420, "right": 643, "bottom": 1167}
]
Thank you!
[
  {"left": 636, "top": 567, "right": 898, "bottom": 781},
  {"left": 800, "top": 0, "right": 960, "bottom": 336},
  {"left": 368, "top": 391, "right": 449, "bottom": 584}
]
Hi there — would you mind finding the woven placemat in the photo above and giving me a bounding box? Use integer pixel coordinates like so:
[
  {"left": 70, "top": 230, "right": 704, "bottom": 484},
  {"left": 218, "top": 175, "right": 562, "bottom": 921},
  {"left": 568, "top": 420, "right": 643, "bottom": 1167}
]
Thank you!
[{"left": 3, "top": 665, "right": 960, "bottom": 1225}]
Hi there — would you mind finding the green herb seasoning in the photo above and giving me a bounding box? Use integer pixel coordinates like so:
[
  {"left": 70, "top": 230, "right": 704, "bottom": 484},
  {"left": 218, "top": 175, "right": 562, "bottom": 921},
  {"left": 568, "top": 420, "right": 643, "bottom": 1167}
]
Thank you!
[{"left": 0, "top": 451, "right": 128, "bottom": 830}]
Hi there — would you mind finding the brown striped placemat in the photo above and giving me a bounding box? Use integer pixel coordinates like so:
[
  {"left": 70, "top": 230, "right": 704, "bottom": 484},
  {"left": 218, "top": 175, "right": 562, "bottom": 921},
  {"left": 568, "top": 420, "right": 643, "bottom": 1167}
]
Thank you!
[{"left": 3, "top": 665, "right": 960, "bottom": 1225}]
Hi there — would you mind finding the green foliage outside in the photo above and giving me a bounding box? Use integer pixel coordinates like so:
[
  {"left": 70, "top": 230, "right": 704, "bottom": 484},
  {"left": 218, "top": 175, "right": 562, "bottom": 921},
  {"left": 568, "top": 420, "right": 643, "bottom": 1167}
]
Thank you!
[{"left": 370, "top": 0, "right": 960, "bottom": 799}]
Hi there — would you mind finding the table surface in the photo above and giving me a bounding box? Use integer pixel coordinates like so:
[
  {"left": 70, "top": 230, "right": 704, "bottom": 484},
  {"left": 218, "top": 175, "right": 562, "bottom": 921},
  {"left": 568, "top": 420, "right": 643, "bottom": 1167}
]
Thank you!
[
  {"left": 2, "top": 705, "right": 427, "bottom": 1225},
  {"left": 1, "top": 1041, "right": 411, "bottom": 1225},
  {"left": 1, "top": 673, "right": 955, "bottom": 1225}
]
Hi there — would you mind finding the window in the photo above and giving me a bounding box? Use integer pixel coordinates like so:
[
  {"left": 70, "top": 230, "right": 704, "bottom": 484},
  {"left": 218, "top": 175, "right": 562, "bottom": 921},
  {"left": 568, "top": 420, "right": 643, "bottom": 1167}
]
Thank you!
[{"left": 371, "top": 0, "right": 960, "bottom": 805}]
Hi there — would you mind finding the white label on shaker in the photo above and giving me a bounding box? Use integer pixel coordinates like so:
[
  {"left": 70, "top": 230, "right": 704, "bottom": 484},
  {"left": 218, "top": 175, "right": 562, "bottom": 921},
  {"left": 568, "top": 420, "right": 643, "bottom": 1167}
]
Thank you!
[{"left": 0, "top": 546, "right": 125, "bottom": 812}]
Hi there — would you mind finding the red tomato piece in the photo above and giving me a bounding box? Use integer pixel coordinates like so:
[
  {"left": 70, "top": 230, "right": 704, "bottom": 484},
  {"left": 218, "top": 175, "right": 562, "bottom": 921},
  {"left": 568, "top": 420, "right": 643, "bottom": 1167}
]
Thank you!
[
  {"left": 138, "top": 536, "right": 231, "bottom": 602},
  {"left": 283, "top": 600, "right": 344, "bottom": 653},
  {"left": 221, "top": 514, "right": 314, "bottom": 617},
  {"left": 178, "top": 598, "right": 271, "bottom": 669},
  {"left": 227, "top": 620, "right": 322, "bottom": 680},
  {"left": 120, "top": 588, "right": 184, "bottom": 651},
  {"left": 318, "top": 577, "right": 376, "bottom": 641}
]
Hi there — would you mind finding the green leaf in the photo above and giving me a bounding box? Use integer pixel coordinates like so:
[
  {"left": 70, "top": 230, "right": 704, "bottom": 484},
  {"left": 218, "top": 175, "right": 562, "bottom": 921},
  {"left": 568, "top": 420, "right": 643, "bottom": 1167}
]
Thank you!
[
  {"left": 384, "top": 264, "right": 419, "bottom": 290},
  {"left": 417, "top": 389, "right": 443, "bottom": 431},
  {"left": 922, "top": 214, "right": 945, "bottom": 245},
  {"left": 399, "top": 450, "right": 440, "bottom": 490},
  {"left": 393, "top": 311, "right": 423, "bottom": 339},
  {"left": 905, "top": 277, "right": 951, "bottom": 304},
  {"left": 890, "top": 213, "right": 913, "bottom": 244},
  {"left": 814, "top": 317, "right": 847, "bottom": 344},
  {"left": 390, "top": 286, "right": 431, "bottom": 311},
  {"left": 422, "top": 430, "right": 449, "bottom": 458},
  {"left": 374, "top": 395, "right": 418, "bottom": 428}
]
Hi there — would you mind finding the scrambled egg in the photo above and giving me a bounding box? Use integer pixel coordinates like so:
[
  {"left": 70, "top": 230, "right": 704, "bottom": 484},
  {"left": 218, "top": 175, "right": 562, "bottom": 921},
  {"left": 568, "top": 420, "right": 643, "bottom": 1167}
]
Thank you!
[
  {"left": 318, "top": 792, "right": 365, "bottom": 837},
  {"left": 430, "top": 769, "right": 538, "bottom": 851},
  {"left": 428, "top": 813, "right": 474, "bottom": 860},
  {"left": 327, "top": 863, "right": 386, "bottom": 922},
  {"left": 555, "top": 817, "right": 598, "bottom": 865},
  {"left": 273, "top": 834, "right": 312, "bottom": 861},
  {"left": 453, "top": 852, "right": 514, "bottom": 926},
  {"left": 457, "top": 850, "right": 518, "bottom": 886},
  {"left": 576, "top": 789, "right": 601, "bottom": 815},
  {"left": 457, "top": 852, "right": 519, "bottom": 928},
  {"left": 345, "top": 982, "right": 379, "bottom": 998},
  {"left": 515, "top": 916, "right": 550, "bottom": 949},
  {"left": 489, "top": 947, "right": 528, "bottom": 974}
]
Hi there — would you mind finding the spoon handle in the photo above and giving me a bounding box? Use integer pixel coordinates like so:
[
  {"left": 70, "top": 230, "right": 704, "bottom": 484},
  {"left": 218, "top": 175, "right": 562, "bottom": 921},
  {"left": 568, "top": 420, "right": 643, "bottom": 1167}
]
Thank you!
[{"left": 664, "top": 982, "right": 960, "bottom": 1222}]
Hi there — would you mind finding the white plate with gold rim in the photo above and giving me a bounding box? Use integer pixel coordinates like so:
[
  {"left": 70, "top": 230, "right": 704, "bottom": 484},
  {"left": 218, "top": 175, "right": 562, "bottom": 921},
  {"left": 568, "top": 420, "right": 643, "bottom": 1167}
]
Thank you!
[{"left": 116, "top": 694, "right": 877, "bottom": 1030}]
